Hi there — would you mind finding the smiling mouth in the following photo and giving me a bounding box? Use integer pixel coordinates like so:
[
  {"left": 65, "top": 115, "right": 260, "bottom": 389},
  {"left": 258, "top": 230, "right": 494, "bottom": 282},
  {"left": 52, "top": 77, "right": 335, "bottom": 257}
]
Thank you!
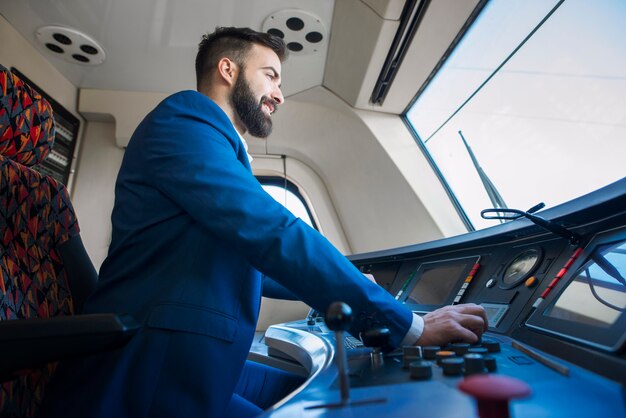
[{"left": 261, "top": 99, "right": 277, "bottom": 115}]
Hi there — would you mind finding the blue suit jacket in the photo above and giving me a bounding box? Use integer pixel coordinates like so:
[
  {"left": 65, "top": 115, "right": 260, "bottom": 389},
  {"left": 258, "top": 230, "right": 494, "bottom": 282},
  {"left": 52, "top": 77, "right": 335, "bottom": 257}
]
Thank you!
[{"left": 41, "top": 91, "right": 413, "bottom": 417}]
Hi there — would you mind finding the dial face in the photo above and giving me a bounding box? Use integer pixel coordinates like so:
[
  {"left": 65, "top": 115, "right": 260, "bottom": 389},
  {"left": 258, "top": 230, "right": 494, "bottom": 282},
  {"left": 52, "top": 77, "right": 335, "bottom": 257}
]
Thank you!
[{"left": 501, "top": 248, "right": 542, "bottom": 288}]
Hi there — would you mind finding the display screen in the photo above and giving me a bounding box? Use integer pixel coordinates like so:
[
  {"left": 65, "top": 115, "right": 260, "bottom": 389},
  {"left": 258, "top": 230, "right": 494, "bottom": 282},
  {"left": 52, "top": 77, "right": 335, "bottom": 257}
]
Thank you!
[
  {"left": 396, "top": 256, "right": 480, "bottom": 308},
  {"left": 405, "top": 264, "right": 466, "bottom": 305},
  {"left": 545, "top": 241, "right": 626, "bottom": 327},
  {"left": 527, "top": 227, "right": 626, "bottom": 352},
  {"left": 480, "top": 303, "right": 509, "bottom": 327}
]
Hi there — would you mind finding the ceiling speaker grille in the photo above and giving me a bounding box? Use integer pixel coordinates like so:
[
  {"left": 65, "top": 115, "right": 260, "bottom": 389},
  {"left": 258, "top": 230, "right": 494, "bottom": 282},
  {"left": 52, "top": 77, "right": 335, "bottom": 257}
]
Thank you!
[
  {"left": 35, "top": 25, "right": 106, "bottom": 66},
  {"left": 262, "top": 9, "right": 327, "bottom": 56}
]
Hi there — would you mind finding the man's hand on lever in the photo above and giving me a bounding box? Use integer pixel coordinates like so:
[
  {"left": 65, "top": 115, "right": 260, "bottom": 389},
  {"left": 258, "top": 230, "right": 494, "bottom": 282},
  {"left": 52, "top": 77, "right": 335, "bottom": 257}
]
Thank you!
[{"left": 415, "top": 303, "right": 488, "bottom": 346}]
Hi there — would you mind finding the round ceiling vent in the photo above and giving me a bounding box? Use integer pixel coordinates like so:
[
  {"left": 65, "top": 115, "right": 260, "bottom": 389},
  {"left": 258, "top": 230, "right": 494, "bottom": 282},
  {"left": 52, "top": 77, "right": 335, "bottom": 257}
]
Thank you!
[
  {"left": 35, "top": 25, "right": 106, "bottom": 66},
  {"left": 262, "top": 9, "right": 327, "bottom": 56}
]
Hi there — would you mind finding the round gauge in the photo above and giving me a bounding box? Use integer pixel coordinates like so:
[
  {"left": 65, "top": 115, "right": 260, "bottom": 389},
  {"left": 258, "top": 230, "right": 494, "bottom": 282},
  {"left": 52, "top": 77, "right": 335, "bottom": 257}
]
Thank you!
[{"left": 500, "top": 248, "right": 542, "bottom": 289}]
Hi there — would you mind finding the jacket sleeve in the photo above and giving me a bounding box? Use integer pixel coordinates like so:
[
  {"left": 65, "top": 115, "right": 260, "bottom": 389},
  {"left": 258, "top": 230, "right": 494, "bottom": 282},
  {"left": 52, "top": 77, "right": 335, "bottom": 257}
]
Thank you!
[
  {"left": 143, "top": 95, "right": 414, "bottom": 347},
  {"left": 262, "top": 275, "right": 299, "bottom": 300}
]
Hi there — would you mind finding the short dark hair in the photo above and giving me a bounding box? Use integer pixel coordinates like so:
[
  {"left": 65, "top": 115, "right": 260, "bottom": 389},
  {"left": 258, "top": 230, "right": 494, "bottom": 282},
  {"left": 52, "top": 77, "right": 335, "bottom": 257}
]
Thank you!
[{"left": 195, "top": 27, "right": 287, "bottom": 89}]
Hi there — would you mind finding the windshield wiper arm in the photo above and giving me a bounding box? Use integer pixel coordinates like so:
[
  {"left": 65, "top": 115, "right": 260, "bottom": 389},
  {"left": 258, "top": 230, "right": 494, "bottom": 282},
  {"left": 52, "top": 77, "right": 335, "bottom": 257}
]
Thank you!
[
  {"left": 481, "top": 203, "right": 581, "bottom": 246},
  {"left": 458, "top": 131, "right": 508, "bottom": 211}
]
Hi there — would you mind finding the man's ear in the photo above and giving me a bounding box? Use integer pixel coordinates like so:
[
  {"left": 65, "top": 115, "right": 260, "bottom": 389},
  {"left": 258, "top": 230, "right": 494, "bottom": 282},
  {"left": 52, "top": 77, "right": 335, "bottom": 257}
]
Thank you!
[{"left": 217, "top": 57, "right": 238, "bottom": 87}]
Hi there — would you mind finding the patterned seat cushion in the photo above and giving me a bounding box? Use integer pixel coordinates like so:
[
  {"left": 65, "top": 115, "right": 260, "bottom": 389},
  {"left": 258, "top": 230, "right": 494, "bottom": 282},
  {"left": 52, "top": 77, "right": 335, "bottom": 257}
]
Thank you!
[
  {"left": 0, "top": 64, "right": 54, "bottom": 167},
  {"left": 0, "top": 64, "right": 79, "bottom": 418}
]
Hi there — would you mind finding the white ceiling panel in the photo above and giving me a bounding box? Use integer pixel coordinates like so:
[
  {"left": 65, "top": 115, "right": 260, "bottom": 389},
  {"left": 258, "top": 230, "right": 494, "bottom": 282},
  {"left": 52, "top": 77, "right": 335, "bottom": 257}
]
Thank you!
[{"left": 0, "top": 0, "right": 335, "bottom": 97}]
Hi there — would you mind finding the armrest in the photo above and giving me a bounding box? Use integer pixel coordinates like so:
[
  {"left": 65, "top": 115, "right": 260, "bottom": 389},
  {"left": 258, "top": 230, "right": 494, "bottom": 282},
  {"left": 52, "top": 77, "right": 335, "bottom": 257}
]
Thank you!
[{"left": 0, "top": 313, "right": 140, "bottom": 380}]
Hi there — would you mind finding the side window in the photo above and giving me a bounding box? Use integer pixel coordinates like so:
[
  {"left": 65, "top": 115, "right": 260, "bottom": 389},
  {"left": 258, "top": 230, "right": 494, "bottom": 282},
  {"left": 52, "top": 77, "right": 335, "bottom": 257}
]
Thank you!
[{"left": 257, "top": 176, "right": 318, "bottom": 230}]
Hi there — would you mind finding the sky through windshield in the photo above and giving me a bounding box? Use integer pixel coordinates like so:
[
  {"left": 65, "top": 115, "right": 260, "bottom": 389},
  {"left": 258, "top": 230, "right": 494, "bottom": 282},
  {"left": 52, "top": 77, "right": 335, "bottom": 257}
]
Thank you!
[{"left": 406, "top": 0, "right": 626, "bottom": 230}]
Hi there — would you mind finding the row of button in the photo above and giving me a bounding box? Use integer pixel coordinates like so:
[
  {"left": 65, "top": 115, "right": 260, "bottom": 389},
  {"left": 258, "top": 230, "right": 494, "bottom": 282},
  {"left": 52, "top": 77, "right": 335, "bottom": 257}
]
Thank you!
[{"left": 401, "top": 339, "right": 501, "bottom": 379}]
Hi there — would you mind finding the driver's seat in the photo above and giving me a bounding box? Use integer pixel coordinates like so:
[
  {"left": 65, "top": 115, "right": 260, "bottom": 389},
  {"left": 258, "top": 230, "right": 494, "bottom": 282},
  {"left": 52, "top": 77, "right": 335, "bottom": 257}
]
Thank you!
[{"left": 0, "top": 64, "right": 136, "bottom": 418}]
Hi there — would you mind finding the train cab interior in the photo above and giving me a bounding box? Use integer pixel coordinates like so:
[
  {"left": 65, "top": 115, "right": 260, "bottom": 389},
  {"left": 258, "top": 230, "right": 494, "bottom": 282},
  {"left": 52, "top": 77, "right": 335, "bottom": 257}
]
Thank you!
[{"left": 1, "top": 0, "right": 625, "bottom": 417}]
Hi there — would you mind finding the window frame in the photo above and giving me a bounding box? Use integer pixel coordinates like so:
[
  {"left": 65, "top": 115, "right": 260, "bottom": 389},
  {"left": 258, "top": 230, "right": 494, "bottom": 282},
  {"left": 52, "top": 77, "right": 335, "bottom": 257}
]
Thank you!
[
  {"left": 400, "top": 7, "right": 483, "bottom": 232},
  {"left": 256, "top": 175, "right": 319, "bottom": 231}
]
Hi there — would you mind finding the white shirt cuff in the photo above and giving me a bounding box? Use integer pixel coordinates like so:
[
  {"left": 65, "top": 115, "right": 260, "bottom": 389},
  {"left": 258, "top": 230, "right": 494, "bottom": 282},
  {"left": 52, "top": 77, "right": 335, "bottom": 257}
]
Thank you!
[{"left": 400, "top": 313, "right": 424, "bottom": 346}]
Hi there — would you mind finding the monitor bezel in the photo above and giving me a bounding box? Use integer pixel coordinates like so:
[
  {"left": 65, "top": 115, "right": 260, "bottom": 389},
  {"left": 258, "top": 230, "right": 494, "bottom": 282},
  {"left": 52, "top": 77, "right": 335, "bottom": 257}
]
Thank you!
[
  {"left": 526, "top": 226, "right": 626, "bottom": 353},
  {"left": 399, "top": 255, "right": 481, "bottom": 312}
]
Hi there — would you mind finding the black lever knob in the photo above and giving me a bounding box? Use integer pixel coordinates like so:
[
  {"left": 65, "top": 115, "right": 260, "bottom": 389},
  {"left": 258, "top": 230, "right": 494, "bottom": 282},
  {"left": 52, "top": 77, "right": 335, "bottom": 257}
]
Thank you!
[
  {"left": 325, "top": 301, "right": 353, "bottom": 331},
  {"left": 360, "top": 328, "right": 391, "bottom": 348},
  {"left": 325, "top": 301, "right": 353, "bottom": 404},
  {"left": 360, "top": 328, "right": 390, "bottom": 369}
]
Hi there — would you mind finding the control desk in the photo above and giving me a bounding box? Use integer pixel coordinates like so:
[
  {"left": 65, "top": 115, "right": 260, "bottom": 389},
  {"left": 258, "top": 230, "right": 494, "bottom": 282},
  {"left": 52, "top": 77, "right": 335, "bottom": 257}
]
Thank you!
[{"left": 256, "top": 179, "right": 626, "bottom": 417}]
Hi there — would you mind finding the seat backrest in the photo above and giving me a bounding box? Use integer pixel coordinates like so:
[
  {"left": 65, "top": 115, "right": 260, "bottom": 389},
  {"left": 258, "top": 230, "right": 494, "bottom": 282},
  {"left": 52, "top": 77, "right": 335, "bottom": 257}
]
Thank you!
[{"left": 0, "top": 64, "right": 98, "bottom": 418}]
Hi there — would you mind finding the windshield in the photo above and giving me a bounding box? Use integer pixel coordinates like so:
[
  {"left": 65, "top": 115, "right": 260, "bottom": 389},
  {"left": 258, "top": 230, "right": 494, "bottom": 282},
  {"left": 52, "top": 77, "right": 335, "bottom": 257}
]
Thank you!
[{"left": 405, "top": 0, "right": 626, "bottom": 230}]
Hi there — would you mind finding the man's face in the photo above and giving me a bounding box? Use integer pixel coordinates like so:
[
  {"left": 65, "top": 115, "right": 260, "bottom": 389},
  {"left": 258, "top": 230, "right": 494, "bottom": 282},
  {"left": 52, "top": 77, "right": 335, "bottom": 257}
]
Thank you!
[{"left": 230, "top": 44, "right": 284, "bottom": 138}]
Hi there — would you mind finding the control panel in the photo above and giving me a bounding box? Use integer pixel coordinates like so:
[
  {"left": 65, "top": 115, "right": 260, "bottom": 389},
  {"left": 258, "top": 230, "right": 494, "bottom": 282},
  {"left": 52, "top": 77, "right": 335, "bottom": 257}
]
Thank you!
[
  {"left": 261, "top": 323, "right": 624, "bottom": 417},
  {"left": 259, "top": 180, "right": 626, "bottom": 417},
  {"left": 358, "top": 236, "right": 571, "bottom": 336}
]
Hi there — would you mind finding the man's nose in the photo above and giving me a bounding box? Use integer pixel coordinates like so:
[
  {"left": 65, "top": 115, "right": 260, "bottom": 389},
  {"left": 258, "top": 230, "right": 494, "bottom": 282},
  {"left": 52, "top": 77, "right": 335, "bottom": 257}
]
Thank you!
[{"left": 271, "top": 86, "right": 284, "bottom": 105}]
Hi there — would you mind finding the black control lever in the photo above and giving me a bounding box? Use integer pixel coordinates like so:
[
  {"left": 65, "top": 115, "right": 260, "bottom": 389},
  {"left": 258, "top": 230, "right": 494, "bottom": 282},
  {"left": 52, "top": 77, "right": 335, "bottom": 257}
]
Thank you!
[
  {"left": 305, "top": 302, "right": 385, "bottom": 411},
  {"left": 360, "top": 327, "right": 390, "bottom": 368},
  {"left": 306, "top": 308, "right": 321, "bottom": 326},
  {"left": 325, "top": 301, "right": 353, "bottom": 404}
]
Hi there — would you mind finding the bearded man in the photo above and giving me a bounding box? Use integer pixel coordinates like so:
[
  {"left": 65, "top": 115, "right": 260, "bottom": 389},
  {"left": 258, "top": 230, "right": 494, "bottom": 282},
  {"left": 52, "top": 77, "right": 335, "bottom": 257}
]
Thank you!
[{"left": 41, "top": 27, "right": 487, "bottom": 418}]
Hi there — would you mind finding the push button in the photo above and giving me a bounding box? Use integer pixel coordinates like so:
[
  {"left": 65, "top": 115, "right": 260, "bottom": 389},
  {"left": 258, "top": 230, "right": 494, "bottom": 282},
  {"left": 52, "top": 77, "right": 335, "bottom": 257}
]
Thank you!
[
  {"left": 482, "top": 339, "right": 501, "bottom": 353},
  {"left": 409, "top": 360, "right": 433, "bottom": 380},
  {"left": 436, "top": 350, "right": 456, "bottom": 365},
  {"left": 484, "top": 355, "right": 497, "bottom": 372},
  {"left": 525, "top": 276, "right": 538, "bottom": 288},
  {"left": 447, "top": 342, "right": 470, "bottom": 356},
  {"left": 441, "top": 357, "right": 465, "bottom": 376},
  {"left": 464, "top": 353, "right": 487, "bottom": 375},
  {"left": 422, "top": 346, "right": 439, "bottom": 360},
  {"left": 402, "top": 346, "right": 421, "bottom": 357},
  {"left": 468, "top": 347, "right": 489, "bottom": 355}
]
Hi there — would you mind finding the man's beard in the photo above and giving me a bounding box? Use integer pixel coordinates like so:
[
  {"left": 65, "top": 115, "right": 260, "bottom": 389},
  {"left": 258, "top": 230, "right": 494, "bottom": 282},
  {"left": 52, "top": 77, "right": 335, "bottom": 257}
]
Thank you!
[{"left": 231, "top": 75, "right": 277, "bottom": 138}]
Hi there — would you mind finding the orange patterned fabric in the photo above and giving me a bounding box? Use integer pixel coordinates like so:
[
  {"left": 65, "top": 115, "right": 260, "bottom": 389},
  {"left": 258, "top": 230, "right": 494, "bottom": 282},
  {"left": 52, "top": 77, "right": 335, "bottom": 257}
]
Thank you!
[
  {"left": 0, "top": 64, "right": 79, "bottom": 418},
  {"left": 0, "top": 65, "right": 54, "bottom": 167}
]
